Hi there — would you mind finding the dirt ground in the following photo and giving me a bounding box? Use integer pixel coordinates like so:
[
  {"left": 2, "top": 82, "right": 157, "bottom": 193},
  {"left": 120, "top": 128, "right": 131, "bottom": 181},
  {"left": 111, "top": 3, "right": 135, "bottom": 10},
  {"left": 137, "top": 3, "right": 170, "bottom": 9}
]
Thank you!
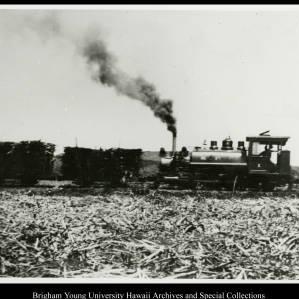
[{"left": 0, "top": 188, "right": 299, "bottom": 279}]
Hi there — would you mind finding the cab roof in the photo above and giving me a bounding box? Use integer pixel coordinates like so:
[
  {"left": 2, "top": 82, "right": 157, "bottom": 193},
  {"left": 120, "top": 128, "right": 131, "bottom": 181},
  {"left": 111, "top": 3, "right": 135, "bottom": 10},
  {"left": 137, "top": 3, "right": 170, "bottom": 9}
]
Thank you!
[{"left": 246, "top": 136, "right": 289, "bottom": 145}]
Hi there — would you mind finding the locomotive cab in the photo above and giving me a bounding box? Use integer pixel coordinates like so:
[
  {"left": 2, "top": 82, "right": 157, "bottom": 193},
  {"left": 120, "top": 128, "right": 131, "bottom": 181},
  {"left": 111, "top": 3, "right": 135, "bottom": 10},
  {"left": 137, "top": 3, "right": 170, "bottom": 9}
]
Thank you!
[
  {"left": 246, "top": 135, "right": 291, "bottom": 189},
  {"left": 246, "top": 135, "right": 290, "bottom": 174}
]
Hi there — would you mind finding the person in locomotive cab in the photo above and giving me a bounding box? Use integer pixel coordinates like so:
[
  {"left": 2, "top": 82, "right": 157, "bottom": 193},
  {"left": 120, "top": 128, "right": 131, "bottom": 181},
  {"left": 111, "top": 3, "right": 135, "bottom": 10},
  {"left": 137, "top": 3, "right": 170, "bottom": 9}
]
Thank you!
[
  {"left": 259, "top": 144, "right": 276, "bottom": 171},
  {"left": 259, "top": 144, "right": 273, "bottom": 158}
]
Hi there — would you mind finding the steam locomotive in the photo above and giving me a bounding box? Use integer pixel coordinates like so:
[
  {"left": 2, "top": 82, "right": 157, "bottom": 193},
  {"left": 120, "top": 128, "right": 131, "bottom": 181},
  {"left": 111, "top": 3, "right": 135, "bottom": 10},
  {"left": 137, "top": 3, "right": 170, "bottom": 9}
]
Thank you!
[{"left": 159, "top": 131, "right": 292, "bottom": 191}]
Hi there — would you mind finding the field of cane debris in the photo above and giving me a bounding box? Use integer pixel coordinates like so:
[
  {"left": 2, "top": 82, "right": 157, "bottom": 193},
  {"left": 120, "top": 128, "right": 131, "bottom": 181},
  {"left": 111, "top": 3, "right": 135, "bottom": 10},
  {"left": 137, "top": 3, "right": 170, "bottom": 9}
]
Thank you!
[{"left": 0, "top": 188, "right": 299, "bottom": 279}]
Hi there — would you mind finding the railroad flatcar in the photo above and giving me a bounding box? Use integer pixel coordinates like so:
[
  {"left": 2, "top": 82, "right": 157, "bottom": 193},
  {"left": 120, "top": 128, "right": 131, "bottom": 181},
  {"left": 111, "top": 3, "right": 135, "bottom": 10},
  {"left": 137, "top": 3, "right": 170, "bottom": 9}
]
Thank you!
[{"left": 159, "top": 132, "right": 292, "bottom": 191}]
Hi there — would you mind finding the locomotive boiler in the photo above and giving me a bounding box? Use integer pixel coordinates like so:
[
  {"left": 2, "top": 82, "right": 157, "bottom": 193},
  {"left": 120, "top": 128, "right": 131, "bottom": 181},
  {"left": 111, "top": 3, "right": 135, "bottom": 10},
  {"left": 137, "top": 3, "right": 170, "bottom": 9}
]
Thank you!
[{"left": 159, "top": 132, "right": 292, "bottom": 191}]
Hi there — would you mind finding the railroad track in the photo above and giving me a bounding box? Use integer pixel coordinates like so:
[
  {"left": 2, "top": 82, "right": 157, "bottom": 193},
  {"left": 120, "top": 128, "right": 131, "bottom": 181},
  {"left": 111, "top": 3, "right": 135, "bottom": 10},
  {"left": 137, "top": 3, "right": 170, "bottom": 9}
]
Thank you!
[{"left": 1, "top": 182, "right": 298, "bottom": 198}]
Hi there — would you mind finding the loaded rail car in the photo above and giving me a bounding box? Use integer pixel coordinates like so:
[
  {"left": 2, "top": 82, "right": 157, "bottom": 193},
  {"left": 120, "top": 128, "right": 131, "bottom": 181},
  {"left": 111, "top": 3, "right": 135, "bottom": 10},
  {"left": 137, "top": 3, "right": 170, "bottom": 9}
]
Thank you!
[{"left": 159, "top": 132, "right": 292, "bottom": 191}]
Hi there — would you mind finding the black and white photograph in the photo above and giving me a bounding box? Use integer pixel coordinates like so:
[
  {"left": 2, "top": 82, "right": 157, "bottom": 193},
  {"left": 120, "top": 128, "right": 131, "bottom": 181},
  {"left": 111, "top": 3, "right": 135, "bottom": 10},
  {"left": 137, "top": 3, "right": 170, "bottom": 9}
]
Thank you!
[{"left": 0, "top": 5, "right": 299, "bottom": 281}]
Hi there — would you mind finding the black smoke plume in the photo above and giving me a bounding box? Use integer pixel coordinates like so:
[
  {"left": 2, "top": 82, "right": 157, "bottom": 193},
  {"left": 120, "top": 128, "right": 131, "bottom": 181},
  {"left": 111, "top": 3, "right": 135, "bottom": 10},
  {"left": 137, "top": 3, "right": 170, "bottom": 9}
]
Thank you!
[{"left": 83, "top": 39, "right": 177, "bottom": 136}]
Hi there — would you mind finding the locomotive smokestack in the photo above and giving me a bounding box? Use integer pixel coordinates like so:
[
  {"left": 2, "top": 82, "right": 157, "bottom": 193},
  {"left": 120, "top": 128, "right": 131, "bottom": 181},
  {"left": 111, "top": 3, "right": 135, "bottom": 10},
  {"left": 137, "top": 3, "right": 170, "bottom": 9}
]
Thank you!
[{"left": 172, "top": 133, "right": 177, "bottom": 155}]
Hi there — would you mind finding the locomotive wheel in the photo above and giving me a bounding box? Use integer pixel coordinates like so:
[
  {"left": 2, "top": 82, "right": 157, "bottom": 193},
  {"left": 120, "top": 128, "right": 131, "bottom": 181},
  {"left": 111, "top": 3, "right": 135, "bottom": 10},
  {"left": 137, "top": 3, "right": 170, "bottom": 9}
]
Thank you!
[
  {"left": 262, "top": 181, "right": 275, "bottom": 192},
  {"left": 153, "top": 178, "right": 161, "bottom": 189},
  {"left": 186, "top": 180, "right": 197, "bottom": 189}
]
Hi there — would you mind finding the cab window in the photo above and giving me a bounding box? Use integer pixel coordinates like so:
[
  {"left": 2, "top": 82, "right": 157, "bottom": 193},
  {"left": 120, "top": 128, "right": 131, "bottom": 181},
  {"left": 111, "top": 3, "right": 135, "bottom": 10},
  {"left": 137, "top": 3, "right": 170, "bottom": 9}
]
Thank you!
[{"left": 251, "top": 142, "right": 265, "bottom": 156}]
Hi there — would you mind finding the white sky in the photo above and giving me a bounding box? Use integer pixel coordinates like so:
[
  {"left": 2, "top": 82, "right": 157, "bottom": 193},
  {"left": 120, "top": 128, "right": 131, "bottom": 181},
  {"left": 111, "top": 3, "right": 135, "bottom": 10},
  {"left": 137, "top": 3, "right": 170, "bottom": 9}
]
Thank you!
[{"left": 1, "top": 8, "right": 299, "bottom": 164}]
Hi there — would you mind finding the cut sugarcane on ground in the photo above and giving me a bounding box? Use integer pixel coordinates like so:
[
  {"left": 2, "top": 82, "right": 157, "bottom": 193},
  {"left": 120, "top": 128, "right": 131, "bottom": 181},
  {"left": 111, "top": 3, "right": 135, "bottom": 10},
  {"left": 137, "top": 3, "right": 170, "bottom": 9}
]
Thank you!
[{"left": 0, "top": 188, "right": 299, "bottom": 279}]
